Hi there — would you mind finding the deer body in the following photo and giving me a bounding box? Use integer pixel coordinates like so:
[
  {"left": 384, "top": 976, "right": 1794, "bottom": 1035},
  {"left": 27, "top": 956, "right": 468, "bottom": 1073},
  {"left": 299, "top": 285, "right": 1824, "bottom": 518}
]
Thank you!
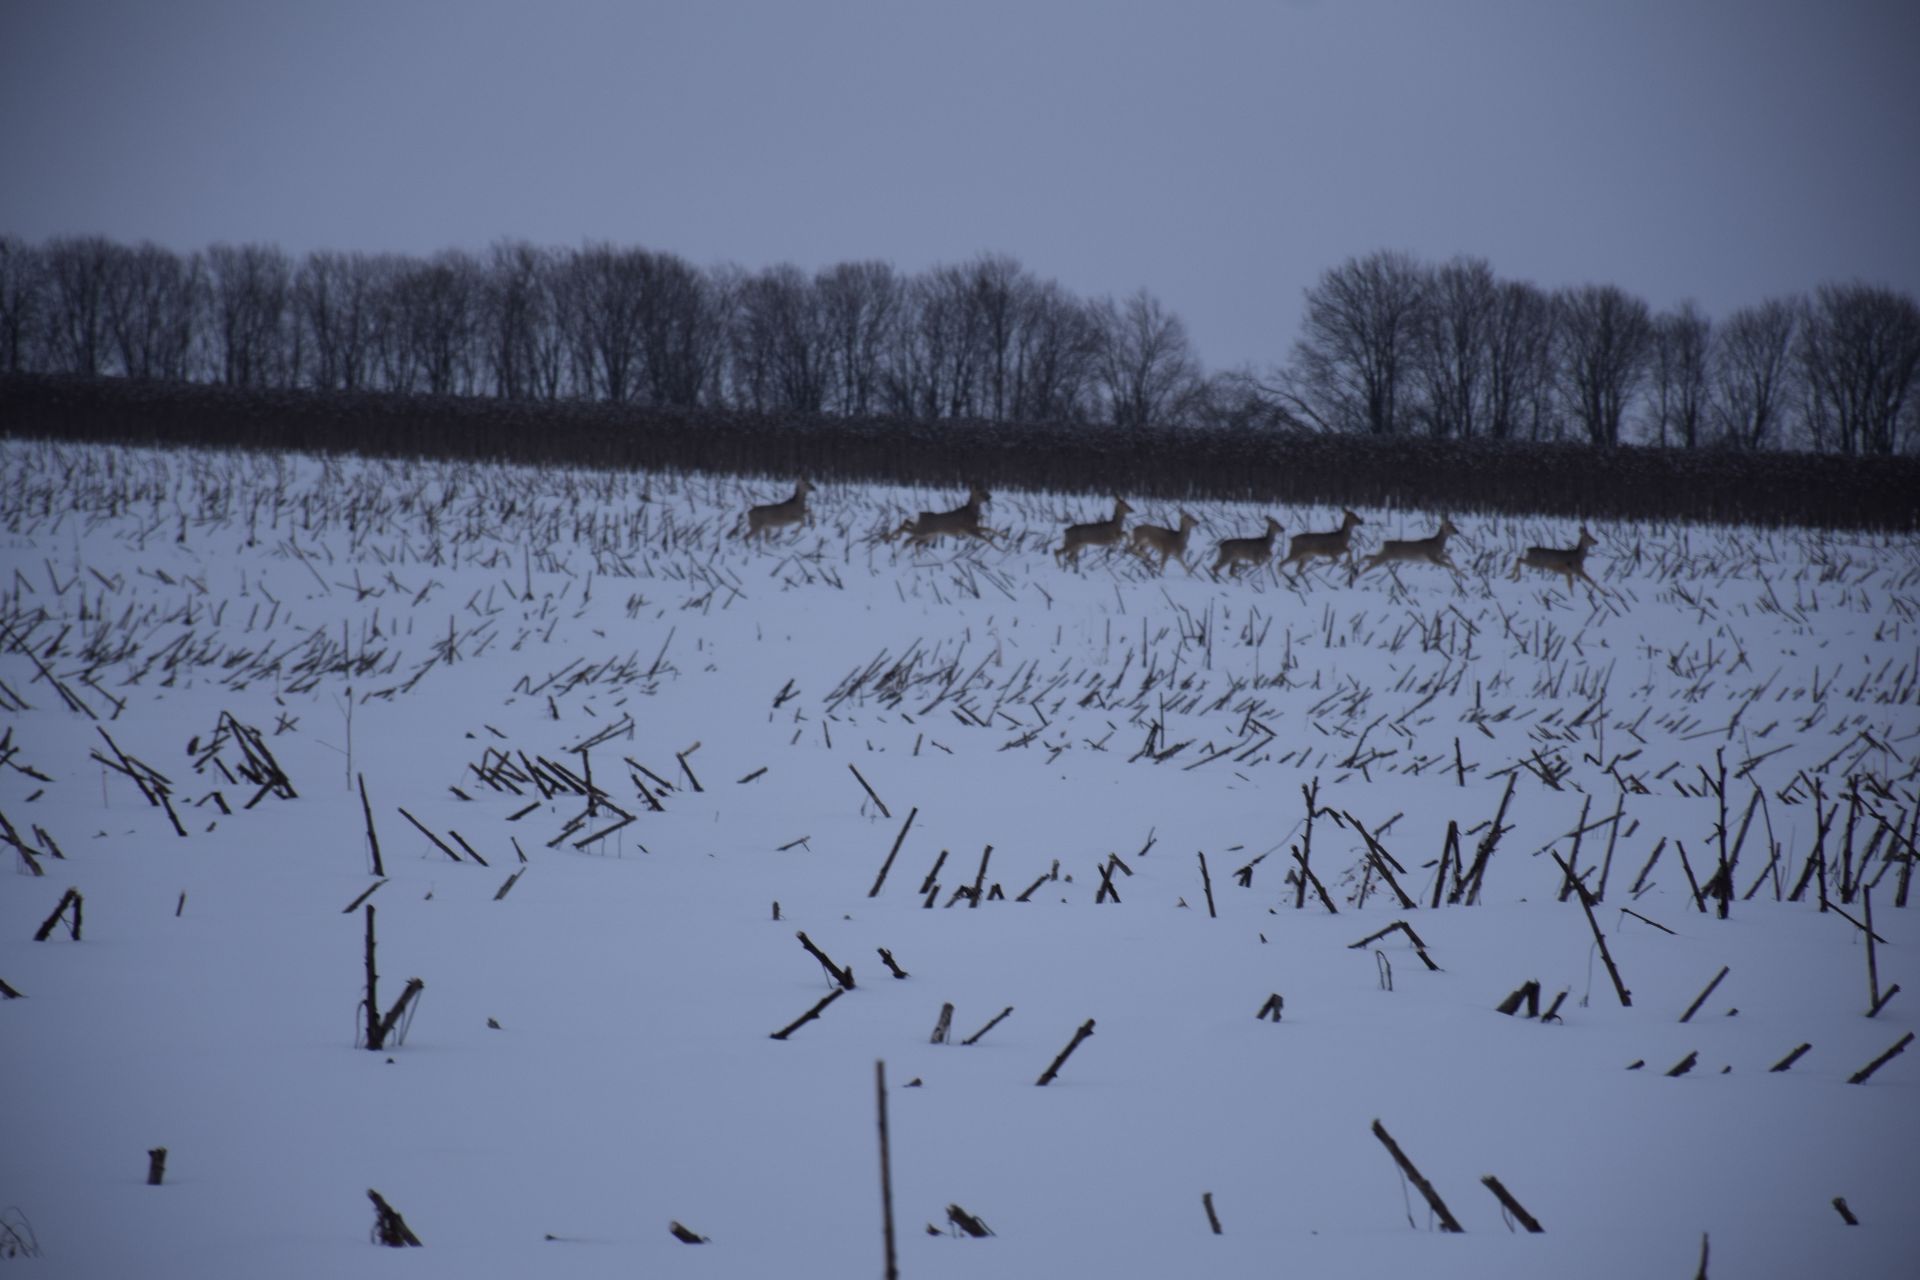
[
  {"left": 894, "top": 486, "right": 994, "bottom": 547},
  {"left": 1279, "top": 508, "right": 1364, "bottom": 577},
  {"left": 744, "top": 479, "right": 812, "bottom": 540},
  {"left": 1361, "top": 516, "right": 1461, "bottom": 573},
  {"left": 1513, "top": 527, "right": 1599, "bottom": 588},
  {"left": 1129, "top": 512, "right": 1199, "bottom": 574},
  {"left": 1055, "top": 497, "right": 1133, "bottom": 566},
  {"left": 1211, "top": 516, "right": 1284, "bottom": 577}
]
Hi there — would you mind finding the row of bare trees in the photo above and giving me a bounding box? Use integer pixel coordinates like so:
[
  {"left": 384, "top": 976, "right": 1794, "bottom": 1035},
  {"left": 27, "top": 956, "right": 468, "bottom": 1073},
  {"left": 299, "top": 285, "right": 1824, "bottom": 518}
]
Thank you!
[
  {"left": 3, "top": 234, "right": 1914, "bottom": 452},
  {"left": 1277, "top": 250, "right": 1920, "bottom": 454},
  {"left": 0, "top": 235, "right": 1212, "bottom": 430}
]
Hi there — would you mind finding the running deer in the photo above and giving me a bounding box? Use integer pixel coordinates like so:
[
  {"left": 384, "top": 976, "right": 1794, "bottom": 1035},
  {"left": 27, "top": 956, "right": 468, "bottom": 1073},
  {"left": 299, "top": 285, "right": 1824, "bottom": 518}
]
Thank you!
[
  {"left": 1360, "top": 516, "right": 1462, "bottom": 574},
  {"left": 1128, "top": 511, "right": 1199, "bottom": 574},
  {"left": 1512, "top": 526, "right": 1599, "bottom": 589},
  {"left": 1211, "top": 516, "right": 1284, "bottom": 578},
  {"left": 892, "top": 485, "right": 994, "bottom": 547},
  {"left": 742, "top": 479, "right": 813, "bottom": 540},
  {"left": 1278, "top": 508, "right": 1364, "bottom": 577},
  {"left": 1055, "top": 496, "right": 1133, "bottom": 567}
]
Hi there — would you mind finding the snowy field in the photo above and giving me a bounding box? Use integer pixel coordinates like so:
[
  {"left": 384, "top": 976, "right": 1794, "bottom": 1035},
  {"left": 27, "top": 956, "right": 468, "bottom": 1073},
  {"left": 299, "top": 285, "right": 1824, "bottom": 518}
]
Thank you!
[{"left": 2, "top": 436, "right": 1917, "bottom": 1279}]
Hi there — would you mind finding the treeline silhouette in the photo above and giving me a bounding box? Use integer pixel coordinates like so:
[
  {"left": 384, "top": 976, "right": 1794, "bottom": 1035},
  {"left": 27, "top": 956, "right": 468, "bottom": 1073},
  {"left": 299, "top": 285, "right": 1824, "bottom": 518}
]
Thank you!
[
  {"left": 5, "top": 373, "right": 1914, "bottom": 531},
  {"left": 1280, "top": 251, "right": 1920, "bottom": 456},
  {"left": 0, "top": 234, "right": 1203, "bottom": 431},
  {"left": 4, "top": 233, "right": 1916, "bottom": 455}
]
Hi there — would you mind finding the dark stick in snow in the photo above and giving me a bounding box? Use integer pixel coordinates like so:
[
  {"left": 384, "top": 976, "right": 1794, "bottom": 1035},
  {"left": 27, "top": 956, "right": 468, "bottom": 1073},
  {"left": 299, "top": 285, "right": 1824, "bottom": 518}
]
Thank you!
[
  {"left": 961, "top": 1006, "right": 1014, "bottom": 1045},
  {"left": 877, "top": 1061, "right": 898, "bottom": 1279},
  {"left": 1864, "top": 883, "right": 1880, "bottom": 1011},
  {"left": 769, "top": 987, "right": 845, "bottom": 1040},
  {"left": 919, "top": 849, "right": 948, "bottom": 895},
  {"left": 1347, "top": 920, "right": 1439, "bottom": 970},
  {"left": 396, "top": 808, "right": 462, "bottom": 861},
  {"left": 1768, "top": 1043, "right": 1812, "bottom": 1072},
  {"left": 1496, "top": 981, "right": 1540, "bottom": 1017},
  {"left": 847, "top": 762, "right": 890, "bottom": 818},
  {"left": 358, "top": 774, "right": 383, "bottom": 876},
  {"left": 1480, "top": 1174, "right": 1542, "bottom": 1232},
  {"left": 1678, "top": 966, "right": 1729, "bottom": 1024},
  {"left": 1369, "top": 1120, "right": 1463, "bottom": 1233},
  {"left": 32, "top": 888, "right": 83, "bottom": 942},
  {"left": 969, "top": 845, "right": 992, "bottom": 909},
  {"left": 368, "top": 1190, "right": 423, "bottom": 1247},
  {"left": 867, "top": 808, "right": 916, "bottom": 899},
  {"left": 1292, "top": 847, "right": 1339, "bottom": 915},
  {"left": 1552, "top": 851, "right": 1631, "bottom": 1007},
  {"left": 1036, "top": 1018, "right": 1095, "bottom": 1085},
  {"left": 796, "top": 931, "right": 855, "bottom": 989},
  {"left": 1846, "top": 1031, "right": 1914, "bottom": 1084}
]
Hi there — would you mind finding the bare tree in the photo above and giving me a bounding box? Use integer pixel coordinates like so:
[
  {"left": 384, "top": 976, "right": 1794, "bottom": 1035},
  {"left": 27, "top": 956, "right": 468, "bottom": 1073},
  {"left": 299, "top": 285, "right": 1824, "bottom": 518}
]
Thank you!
[
  {"left": 816, "top": 260, "right": 900, "bottom": 417},
  {"left": 470, "top": 242, "right": 583, "bottom": 402},
  {"left": 732, "top": 264, "right": 828, "bottom": 413},
  {"left": 207, "top": 243, "right": 293, "bottom": 388},
  {"left": 637, "top": 250, "right": 720, "bottom": 408},
  {"left": 43, "top": 235, "right": 118, "bottom": 376},
  {"left": 0, "top": 235, "right": 48, "bottom": 374},
  {"left": 1483, "top": 279, "right": 1557, "bottom": 441},
  {"left": 142, "top": 245, "right": 202, "bottom": 381},
  {"left": 1008, "top": 281, "right": 1100, "bottom": 422},
  {"left": 102, "top": 242, "right": 181, "bottom": 380},
  {"left": 293, "top": 251, "right": 379, "bottom": 391},
  {"left": 363, "top": 255, "right": 425, "bottom": 392},
  {"left": 565, "top": 243, "right": 649, "bottom": 402},
  {"left": 1797, "top": 282, "right": 1920, "bottom": 455},
  {"left": 1711, "top": 299, "right": 1797, "bottom": 450},
  {"left": 526, "top": 248, "right": 573, "bottom": 400},
  {"left": 966, "top": 253, "right": 1032, "bottom": 422},
  {"left": 1556, "top": 283, "right": 1652, "bottom": 447},
  {"left": 395, "top": 251, "right": 479, "bottom": 396},
  {"left": 1646, "top": 301, "right": 1712, "bottom": 448},
  {"left": 884, "top": 265, "right": 986, "bottom": 420},
  {"left": 1413, "top": 256, "right": 1496, "bottom": 438},
  {"left": 1092, "top": 289, "right": 1199, "bottom": 430},
  {"left": 477, "top": 241, "right": 541, "bottom": 400},
  {"left": 1287, "top": 250, "right": 1427, "bottom": 435}
]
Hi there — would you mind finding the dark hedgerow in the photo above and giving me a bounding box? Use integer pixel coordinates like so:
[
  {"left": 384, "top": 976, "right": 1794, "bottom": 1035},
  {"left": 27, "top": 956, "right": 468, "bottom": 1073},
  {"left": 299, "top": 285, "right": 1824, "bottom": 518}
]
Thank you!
[{"left": 2, "top": 374, "right": 1913, "bottom": 531}]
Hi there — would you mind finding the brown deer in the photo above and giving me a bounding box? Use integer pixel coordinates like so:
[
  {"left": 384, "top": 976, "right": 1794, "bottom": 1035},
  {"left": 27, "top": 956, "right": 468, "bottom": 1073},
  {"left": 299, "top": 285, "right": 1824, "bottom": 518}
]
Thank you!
[
  {"left": 1512, "top": 527, "right": 1599, "bottom": 589},
  {"left": 742, "top": 479, "right": 812, "bottom": 540},
  {"left": 1211, "top": 516, "right": 1284, "bottom": 578},
  {"left": 1278, "top": 508, "right": 1364, "bottom": 578},
  {"left": 892, "top": 485, "right": 995, "bottom": 547},
  {"left": 1128, "top": 511, "right": 1199, "bottom": 575},
  {"left": 1055, "top": 496, "right": 1133, "bottom": 567},
  {"left": 1360, "top": 516, "right": 1462, "bottom": 574}
]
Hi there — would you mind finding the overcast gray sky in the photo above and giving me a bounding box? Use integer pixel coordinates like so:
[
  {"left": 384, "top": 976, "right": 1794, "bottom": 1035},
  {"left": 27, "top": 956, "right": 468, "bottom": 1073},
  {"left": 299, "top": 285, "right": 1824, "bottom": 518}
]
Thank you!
[{"left": 4, "top": 0, "right": 1916, "bottom": 372}]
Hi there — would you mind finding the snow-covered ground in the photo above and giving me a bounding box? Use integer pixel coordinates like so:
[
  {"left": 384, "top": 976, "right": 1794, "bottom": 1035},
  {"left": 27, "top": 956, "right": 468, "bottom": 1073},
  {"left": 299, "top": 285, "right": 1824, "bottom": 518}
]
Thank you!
[{"left": 2, "top": 437, "right": 1916, "bottom": 1278}]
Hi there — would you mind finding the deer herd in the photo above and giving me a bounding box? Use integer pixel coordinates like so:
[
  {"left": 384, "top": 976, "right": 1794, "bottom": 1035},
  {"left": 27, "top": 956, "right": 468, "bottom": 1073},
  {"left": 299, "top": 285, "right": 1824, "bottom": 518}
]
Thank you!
[{"left": 742, "top": 482, "right": 1601, "bottom": 590}]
